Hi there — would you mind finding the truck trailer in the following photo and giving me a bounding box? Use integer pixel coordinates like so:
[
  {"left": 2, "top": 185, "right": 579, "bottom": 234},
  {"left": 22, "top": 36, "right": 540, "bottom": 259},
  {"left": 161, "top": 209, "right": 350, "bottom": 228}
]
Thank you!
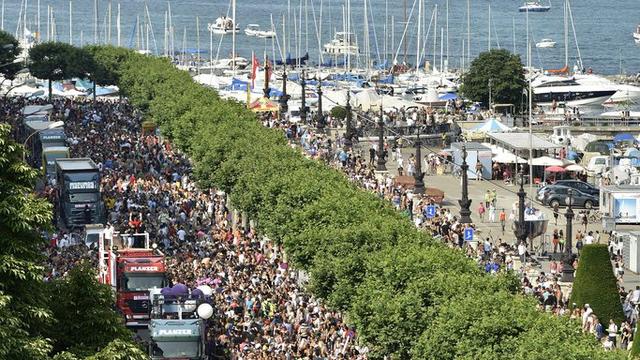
[{"left": 55, "top": 158, "right": 105, "bottom": 228}]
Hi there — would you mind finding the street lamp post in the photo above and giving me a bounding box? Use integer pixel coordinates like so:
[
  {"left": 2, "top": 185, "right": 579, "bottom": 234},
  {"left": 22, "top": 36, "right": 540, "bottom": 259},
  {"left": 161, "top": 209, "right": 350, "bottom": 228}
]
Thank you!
[
  {"left": 376, "top": 107, "right": 387, "bottom": 171},
  {"left": 344, "top": 91, "right": 353, "bottom": 148},
  {"left": 279, "top": 66, "right": 290, "bottom": 120},
  {"left": 562, "top": 188, "right": 575, "bottom": 282},
  {"left": 516, "top": 171, "right": 528, "bottom": 245},
  {"left": 414, "top": 127, "right": 425, "bottom": 194},
  {"left": 263, "top": 60, "right": 271, "bottom": 99},
  {"left": 300, "top": 70, "right": 307, "bottom": 124},
  {"left": 316, "top": 80, "right": 324, "bottom": 130},
  {"left": 458, "top": 145, "right": 472, "bottom": 224},
  {"left": 22, "top": 121, "right": 64, "bottom": 163}
]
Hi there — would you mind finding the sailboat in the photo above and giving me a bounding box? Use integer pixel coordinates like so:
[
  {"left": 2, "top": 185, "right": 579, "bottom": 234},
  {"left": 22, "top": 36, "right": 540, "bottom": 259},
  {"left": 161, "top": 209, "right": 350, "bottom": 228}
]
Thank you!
[
  {"left": 323, "top": 32, "right": 359, "bottom": 56},
  {"left": 208, "top": 16, "right": 239, "bottom": 34},
  {"left": 634, "top": 25, "right": 640, "bottom": 44},
  {"left": 519, "top": 1, "right": 551, "bottom": 13}
]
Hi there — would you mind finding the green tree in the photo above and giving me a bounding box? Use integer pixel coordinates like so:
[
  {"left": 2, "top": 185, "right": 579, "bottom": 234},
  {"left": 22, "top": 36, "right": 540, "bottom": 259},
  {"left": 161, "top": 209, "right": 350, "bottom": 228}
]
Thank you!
[
  {"left": 46, "top": 262, "right": 132, "bottom": 357},
  {"left": 0, "top": 30, "right": 23, "bottom": 81},
  {"left": 0, "top": 123, "right": 53, "bottom": 360},
  {"left": 85, "top": 339, "right": 147, "bottom": 360},
  {"left": 461, "top": 49, "right": 526, "bottom": 109},
  {"left": 330, "top": 105, "right": 347, "bottom": 120},
  {"left": 570, "top": 244, "right": 625, "bottom": 324},
  {"left": 29, "top": 42, "right": 79, "bottom": 101}
]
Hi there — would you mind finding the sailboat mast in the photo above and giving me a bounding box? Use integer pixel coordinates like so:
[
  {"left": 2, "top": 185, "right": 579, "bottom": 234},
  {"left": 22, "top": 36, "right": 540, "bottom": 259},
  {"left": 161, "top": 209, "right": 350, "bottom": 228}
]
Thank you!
[
  {"left": 196, "top": 16, "right": 200, "bottom": 72},
  {"left": 232, "top": 0, "right": 236, "bottom": 75},
  {"left": 564, "top": 0, "right": 568, "bottom": 68},
  {"left": 69, "top": 1, "right": 72, "bottom": 45},
  {"left": 432, "top": 4, "right": 437, "bottom": 71},
  {"left": 488, "top": 3, "right": 491, "bottom": 51},
  {"left": 445, "top": 0, "right": 449, "bottom": 70},
  {"left": 94, "top": 0, "right": 98, "bottom": 43},
  {"left": 466, "top": 0, "right": 470, "bottom": 70},
  {"left": 117, "top": 2, "right": 120, "bottom": 46},
  {"left": 37, "top": 0, "right": 40, "bottom": 41},
  {"left": 415, "top": 0, "right": 421, "bottom": 72},
  {"left": 440, "top": 27, "right": 444, "bottom": 72},
  {"left": 512, "top": 17, "right": 515, "bottom": 53},
  {"left": 403, "top": 0, "right": 407, "bottom": 63},
  {"left": 108, "top": 1, "right": 111, "bottom": 44}
]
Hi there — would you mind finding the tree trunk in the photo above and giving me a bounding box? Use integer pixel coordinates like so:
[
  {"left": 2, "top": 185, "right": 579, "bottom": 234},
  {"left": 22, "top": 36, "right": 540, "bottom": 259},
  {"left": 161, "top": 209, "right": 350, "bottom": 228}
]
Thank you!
[{"left": 48, "top": 79, "right": 52, "bottom": 102}]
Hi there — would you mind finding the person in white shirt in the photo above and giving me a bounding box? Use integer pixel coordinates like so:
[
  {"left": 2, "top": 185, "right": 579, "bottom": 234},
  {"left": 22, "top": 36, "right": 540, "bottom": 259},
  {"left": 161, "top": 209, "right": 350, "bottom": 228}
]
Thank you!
[
  {"left": 582, "top": 304, "right": 593, "bottom": 330},
  {"left": 607, "top": 319, "right": 618, "bottom": 347},
  {"left": 584, "top": 231, "right": 594, "bottom": 245}
]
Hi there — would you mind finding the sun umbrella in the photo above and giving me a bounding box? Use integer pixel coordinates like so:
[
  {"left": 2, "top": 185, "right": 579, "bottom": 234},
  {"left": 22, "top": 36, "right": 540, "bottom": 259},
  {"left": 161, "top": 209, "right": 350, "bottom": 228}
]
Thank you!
[
  {"left": 545, "top": 166, "right": 566, "bottom": 173},
  {"left": 613, "top": 133, "right": 635, "bottom": 143},
  {"left": 531, "top": 156, "right": 567, "bottom": 167},
  {"left": 565, "top": 164, "right": 585, "bottom": 172}
]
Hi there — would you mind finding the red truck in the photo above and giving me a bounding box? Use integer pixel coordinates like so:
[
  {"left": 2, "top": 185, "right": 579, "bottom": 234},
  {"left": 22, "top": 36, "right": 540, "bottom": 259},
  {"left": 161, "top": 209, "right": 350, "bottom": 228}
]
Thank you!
[{"left": 98, "top": 231, "right": 167, "bottom": 328}]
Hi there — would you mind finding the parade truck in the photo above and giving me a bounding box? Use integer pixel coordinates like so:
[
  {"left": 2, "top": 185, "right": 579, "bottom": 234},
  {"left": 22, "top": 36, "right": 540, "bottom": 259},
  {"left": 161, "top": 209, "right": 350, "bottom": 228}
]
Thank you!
[
  {"left": 98, "top": 232, "right": 167, "bottom": 329},
  {"left": 148, "top": 287, "right": 214, "bottom": 359},
  {"left": 43, "top": 145, "right": 70, "bottom": 184},
  {"left": 55, "top": 158, "right": 105, "bottom": 228},
  {"left": 23, "top": 120, "right": 66, "bottom": 169}
]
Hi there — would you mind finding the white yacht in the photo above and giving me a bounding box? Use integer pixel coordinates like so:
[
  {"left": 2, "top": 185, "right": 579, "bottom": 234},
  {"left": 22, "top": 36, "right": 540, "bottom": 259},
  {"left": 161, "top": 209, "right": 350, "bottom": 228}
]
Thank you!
[
  {"left": 634, "top": 25, "right": 640, "bottom": 43},
  {"left": 532, "top": 74, "right": 618, "bottom": 107},
  {"left": 208, "top": 16, "right": 239, "bottom": 35},
  {"left": 519, "top": 1, "right": 551, "bottom": 12},
  {"left": 536, "top": 38, "right": 557, "bottom": 48},
  {"left": 244, "top": 24, "right": 276, "bottom": 38},
  {"left": 323, "top": 32, "right": 359, "bottom": 56}
]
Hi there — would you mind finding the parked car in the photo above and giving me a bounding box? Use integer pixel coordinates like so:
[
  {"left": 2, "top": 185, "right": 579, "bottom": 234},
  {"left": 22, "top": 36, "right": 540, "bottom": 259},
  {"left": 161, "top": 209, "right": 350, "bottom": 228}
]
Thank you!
[
  {"left": 540, "top": 186, "right": 599, "bottom": 209},
  {"left": 538, "top": 180, "right": 599, "bottom": 199}
]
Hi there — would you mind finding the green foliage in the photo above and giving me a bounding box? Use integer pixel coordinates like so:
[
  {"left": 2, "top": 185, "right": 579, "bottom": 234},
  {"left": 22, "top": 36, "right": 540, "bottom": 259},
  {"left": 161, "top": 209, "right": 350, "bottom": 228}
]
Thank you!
[
  {"left": 85, "top": 339, "right": 147, "bottom": 360},
  {"left": 85, "top": 45, "right": 624, "bottom": 360},
  {"left": 330, "top": 105, "right": 347, "bottom": 120},
  {"left": 461, "top": 49, "right": 526, "bottom": 108},
  {"left": 570, "top": 244, "right": 625, "bottom": 324},
  {"left": 630, "top": 326, "right": 640, "bottom": 357},
  {"left": 45, "top": 262, "right": 132, "bottom": 358},
  {"left": 0, "top": 124, "right": 53, "bottom": 360},
  {"left": 29, "top": 42, "right": 88, "bottom": 100},
  {"left": 0, "top": 30, "right": 23, "bottom": 80}
]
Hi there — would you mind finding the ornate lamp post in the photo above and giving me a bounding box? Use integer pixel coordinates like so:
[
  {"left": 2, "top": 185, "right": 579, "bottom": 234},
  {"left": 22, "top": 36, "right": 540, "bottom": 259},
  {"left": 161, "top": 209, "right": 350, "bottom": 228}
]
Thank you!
[
  {"left": 316, "top": 80, "right": 324, "bottom": 130},
  {"left": 458, "top": 145, "right": 472, "bottom": 224},
  {"left": 300, "top": 70, "right": 307, "bottom": 124},
  {"left": 515, "top": 171, "right": 528, "bottom": 245},
  {"left": 561, "top": 189, "right": 575, "bottom": 282},
  {"left": 414, "top": 127, "right": 425, "bottom": 194},
  {"left": 263, "top": 60, "right": 271, "bottom": 98},
  {"left": 279, "top": 66, "right": 290, "bottom": 120},
  {"left": 344, "top": 91, "right": 354, "bottom": 148},
  {"left": 376, "top": 107, "right": 387, "bottom": 171}
]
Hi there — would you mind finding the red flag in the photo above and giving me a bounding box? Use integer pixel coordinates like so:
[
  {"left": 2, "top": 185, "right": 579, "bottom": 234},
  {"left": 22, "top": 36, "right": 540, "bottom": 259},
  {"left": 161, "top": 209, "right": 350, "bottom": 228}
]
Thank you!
[{"left": 251, "top": 52, "right": 259, "bottom": 89}]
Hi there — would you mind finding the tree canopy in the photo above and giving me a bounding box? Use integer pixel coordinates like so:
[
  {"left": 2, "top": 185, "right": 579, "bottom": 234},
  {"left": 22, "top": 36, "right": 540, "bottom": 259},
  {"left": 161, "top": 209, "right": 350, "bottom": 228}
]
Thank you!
[
  {"left": 0, "top": 30, "right": 23, "bottom": 80},
  {"left": 461, "top": 49, "right": 526, "bottom": 108}
]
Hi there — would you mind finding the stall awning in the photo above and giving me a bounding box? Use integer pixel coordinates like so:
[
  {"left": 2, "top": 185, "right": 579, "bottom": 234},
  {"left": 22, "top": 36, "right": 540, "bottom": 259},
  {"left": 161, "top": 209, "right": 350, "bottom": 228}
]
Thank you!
[
  {"left": 249, "top": 97, "right": 280, "bottom": 113},
  {"left": 488, "top": 132, "right": 562, "bottom": 152}
]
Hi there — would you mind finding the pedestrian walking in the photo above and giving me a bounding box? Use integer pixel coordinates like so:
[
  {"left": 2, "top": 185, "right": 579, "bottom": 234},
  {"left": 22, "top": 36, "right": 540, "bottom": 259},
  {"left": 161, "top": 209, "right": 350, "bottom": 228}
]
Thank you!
[
  {"left": 499, "top": 209, "right": 506, "bottom": 234},
  {"left": 478, "top": 202, "right": 486, "bottom": 222},
  {"left": 552, "top": 229, "right": 560, "bottom": 253},
  {"left": 488, "top": 203, "right": 496, "bottom": 222},
  {"left": 553, "top": 202, "right": 560, "bottom": 225}
]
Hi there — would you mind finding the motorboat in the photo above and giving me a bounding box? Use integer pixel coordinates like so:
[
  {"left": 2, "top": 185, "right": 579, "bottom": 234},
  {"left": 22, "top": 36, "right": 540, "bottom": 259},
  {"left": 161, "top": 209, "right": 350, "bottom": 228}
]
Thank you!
[
  {"left": 323, "top": 32, "right": 359, "bottom": 56},
  {"left": 634, "top": 25, "right": 640, "bottom": 43},
  {"left": 244, "top": 24, "right": 276, "bottom": 38},
  {"left": 536, "top": 38, "right": 557, "bottom": 48},
  {"left": 519, "top": 1, "right": 551, "bottom": 12},
  {"left": 532, "top": 74, "right": 618, "bottom": 107},
  {"left": 208, "top": 16, "right": 239, "bottom": 35}
]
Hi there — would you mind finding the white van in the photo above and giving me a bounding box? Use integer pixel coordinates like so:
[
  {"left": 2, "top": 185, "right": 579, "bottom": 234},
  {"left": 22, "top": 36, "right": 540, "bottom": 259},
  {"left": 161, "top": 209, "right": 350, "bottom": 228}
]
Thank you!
[{"left": 587, "top": 156, "right": 609, "bottom": 177}]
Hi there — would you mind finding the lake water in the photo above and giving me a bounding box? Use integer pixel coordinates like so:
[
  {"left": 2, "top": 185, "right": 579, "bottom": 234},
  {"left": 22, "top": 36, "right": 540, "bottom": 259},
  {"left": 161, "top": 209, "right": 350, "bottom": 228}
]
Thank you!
[{"left": 2, "top": 0, "right": 639, "bottom": 74}]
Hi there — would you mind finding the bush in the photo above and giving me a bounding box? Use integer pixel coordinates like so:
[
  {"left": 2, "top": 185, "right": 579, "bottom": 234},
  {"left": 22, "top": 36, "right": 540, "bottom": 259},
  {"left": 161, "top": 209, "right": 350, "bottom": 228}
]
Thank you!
[
  {"left": 630, "top": 327, "right": 640, "bottom": 357},
  {"left": 330, "top": 105, "right": 347, "bottom": 120},
  {"left": 570, "top": 244, "right": 624, "bottom": 324}
]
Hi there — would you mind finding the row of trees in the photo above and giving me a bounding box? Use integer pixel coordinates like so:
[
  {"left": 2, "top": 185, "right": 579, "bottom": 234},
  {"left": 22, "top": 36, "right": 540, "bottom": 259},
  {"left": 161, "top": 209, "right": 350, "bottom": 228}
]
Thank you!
[
  {"left": 0, "top": 30, "right": 114, "bottom": 101},
  {"left": 84, "top": 45, "right": 626, "bottom": 359}
]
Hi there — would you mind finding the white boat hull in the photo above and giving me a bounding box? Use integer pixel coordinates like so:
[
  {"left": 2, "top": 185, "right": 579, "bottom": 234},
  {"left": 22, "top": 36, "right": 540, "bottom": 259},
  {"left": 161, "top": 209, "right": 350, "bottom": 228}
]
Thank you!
[
  {"left": 538, "top": 95, "right": 615, "bottom": 108},
  {"left": 536, "top": 42, "right": 556, "bottom": 48}
]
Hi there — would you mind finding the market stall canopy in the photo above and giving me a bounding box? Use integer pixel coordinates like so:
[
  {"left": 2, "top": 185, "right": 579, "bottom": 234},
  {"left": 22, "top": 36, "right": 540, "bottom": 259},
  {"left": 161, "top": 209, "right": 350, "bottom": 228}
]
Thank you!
[
  {"left": 472, "top": 118, "right": 512, "bottom": 133},
  {"left": 531, "top": 156, "right": 571, "bottom": 166},
  {"left": 249, "top": 97, "right": 280, "bottom": 113},
  {"left": 488, "top": 132, "right": 562, "bottom": 152},
  {"left": 353, "top": 89, "right": 381, "bottom": 111}
]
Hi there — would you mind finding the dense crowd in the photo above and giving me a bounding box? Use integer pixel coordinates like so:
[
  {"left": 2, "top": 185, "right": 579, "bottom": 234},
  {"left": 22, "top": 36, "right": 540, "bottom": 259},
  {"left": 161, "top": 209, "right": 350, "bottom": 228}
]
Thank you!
[{"left": 3, "top": 97, "right": 368, "bottom": 359}]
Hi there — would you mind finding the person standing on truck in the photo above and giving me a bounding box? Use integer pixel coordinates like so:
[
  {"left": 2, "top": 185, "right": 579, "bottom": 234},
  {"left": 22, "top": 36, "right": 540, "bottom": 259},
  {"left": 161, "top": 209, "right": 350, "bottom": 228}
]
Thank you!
[{"left": 83, "top": 204, "right": 92, "bottom": 224}]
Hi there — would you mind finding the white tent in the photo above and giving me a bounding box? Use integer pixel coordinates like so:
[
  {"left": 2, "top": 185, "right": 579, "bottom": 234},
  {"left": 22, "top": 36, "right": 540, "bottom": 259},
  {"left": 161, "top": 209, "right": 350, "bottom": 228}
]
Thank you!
[
  {"left": 380, "top": 95, "right": 422, "bottom": 110},
  {"left": 354, "top": 89, "right": 381, "bottom": 111},
  {"left": 6, "top": 84, "right": 42, "bottom": 97},
  {"left": 472, "top": 118, "right": 512, "bottom": 133},
  {"left": 492, "top": 152, "right": 527, "bottom": 164},
  {"left": 531, "top": 156, "right": 571, "bottom": 166}
]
